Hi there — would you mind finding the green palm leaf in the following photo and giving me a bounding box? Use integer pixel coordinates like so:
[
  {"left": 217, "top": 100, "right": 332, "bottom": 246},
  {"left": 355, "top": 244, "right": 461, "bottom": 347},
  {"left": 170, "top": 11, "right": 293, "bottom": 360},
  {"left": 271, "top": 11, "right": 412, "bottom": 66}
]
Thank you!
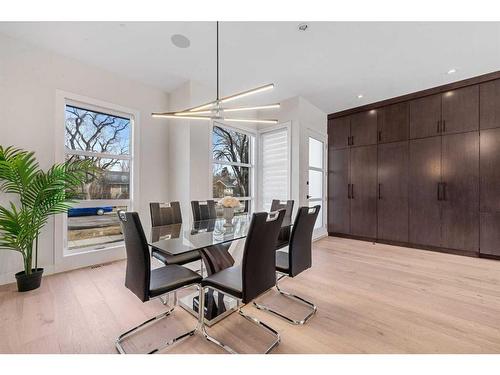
[{"left": 0, "top": 146, "right": 94, "bottom": 275}]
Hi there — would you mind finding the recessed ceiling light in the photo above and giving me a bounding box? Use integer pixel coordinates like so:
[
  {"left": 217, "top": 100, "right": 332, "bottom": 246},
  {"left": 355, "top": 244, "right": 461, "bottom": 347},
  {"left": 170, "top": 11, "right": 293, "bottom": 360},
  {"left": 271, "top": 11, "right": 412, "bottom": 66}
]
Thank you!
[
  {"left": 447, "top": 68, "right": 457, "bottom": 74},
  {"left": 171, "top": 34, "right": 190, "bottom": 48},
  {"left": 298, "top": 23, "right": 309, "bottom": 32},
  {"left": 357, "top": 94, "right": 364, "bottom": 99}
]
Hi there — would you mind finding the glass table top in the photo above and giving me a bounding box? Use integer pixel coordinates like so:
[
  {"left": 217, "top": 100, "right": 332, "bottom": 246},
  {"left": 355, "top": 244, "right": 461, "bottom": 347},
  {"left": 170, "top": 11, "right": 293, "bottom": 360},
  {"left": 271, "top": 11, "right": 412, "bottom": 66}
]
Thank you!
[{"left": 149, "top": 214, "right": 290, "bottom": 255}]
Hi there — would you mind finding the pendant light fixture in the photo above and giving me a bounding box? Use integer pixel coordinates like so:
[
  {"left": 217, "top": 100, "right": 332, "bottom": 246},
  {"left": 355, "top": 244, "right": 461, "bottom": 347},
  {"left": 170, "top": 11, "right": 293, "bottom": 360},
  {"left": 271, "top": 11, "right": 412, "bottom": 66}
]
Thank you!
[{"left": 152, "top": 22, "right": 279, "bottom": 124}]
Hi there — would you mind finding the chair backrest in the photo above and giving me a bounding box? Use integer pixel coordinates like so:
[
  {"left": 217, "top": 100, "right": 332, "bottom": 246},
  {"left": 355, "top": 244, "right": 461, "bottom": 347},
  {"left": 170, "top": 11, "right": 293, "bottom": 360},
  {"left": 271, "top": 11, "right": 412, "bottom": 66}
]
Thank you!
[
  {"left": 150, "top": 201, "right": 182, "bottom": 227},
  {"left": 270, "top": 199, "right": 294, "bottom": 226},
  {"left": 241, "top": 210, "right": 285, "bottom": 303},
  {"left": 288, "top": 206, "right": 320, "bottom": 277},
  {"left": 118, "top": 211, "right": 151, "bottom": 302},
  {"left": 191, "top": 200, "right": 217, "bottom": 221}
]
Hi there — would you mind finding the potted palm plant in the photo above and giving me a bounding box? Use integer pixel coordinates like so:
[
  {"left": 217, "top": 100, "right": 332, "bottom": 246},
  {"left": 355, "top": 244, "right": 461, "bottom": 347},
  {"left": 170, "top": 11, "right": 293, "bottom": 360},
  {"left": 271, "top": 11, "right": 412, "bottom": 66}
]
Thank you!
[{"left": 0, "top": 146, "right": 94, "bottom": 292}]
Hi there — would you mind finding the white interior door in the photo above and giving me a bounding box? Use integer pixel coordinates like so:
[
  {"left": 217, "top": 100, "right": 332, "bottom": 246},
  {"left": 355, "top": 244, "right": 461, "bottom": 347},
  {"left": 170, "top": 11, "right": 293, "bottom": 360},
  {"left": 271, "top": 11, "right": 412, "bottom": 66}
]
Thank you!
[{"left": 307, "top": 134, "right": 327, "bottom": 238}]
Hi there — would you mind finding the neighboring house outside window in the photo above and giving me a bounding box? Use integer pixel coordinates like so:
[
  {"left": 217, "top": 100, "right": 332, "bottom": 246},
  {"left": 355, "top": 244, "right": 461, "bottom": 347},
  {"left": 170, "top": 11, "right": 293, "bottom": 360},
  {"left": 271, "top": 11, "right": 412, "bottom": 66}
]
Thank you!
[{"left": 212, "top": 123, "right": 255, "bottom": 214}]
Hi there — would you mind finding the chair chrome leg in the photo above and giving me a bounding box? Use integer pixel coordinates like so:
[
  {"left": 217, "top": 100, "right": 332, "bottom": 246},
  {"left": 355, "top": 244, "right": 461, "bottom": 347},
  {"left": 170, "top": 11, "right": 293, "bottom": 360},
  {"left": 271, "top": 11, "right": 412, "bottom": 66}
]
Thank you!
[
  {"left": 238, "top": 308, "right": 281, "bottom": 354},
  {"left": 198, "top": 286, "right": 280, "bottom": 354},
  {"left": 253, "top": 277, "right": 317, "bottom": 325},
  {"left": 116, "top": 291, "right": 192, "bottom": 354},
  {"left": 197, "top": 287, "right": 238, "bottom": 354}
]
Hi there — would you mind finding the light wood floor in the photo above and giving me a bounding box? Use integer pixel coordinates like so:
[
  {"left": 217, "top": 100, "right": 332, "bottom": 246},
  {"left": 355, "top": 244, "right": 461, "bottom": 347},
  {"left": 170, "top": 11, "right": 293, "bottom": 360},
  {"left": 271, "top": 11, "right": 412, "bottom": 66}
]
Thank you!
[{"left": 1, "top": 236, "right": 500, "bottom": 354}]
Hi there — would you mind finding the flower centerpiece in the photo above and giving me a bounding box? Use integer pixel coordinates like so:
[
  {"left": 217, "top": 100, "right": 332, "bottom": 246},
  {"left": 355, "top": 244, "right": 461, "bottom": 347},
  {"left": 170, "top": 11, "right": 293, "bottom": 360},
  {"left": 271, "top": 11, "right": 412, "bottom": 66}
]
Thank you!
[{"left": 219, "top": 196, "right": 241, "bottom": 227}]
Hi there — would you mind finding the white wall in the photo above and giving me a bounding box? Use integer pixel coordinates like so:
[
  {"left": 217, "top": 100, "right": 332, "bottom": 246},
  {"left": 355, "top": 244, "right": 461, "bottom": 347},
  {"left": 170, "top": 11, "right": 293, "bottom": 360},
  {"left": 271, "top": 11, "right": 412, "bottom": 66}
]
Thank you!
[
  {"left": 0, "top": 33, "right": 170, "bottom": 284},
  {"left": 260, "top": 96, "right": 327, "bottom": 222}
]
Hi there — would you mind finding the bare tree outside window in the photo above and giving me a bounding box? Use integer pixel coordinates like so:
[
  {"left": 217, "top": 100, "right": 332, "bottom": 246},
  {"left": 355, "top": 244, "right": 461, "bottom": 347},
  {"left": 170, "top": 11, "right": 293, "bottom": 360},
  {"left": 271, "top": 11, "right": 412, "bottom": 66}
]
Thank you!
[
  {"left": 65, "top": 105, "right": 131, "bottom": 200},
  {"left": 64, "top": 104, "right": 132, "bottom": 252},
  {"left": 212, "top": 124, "right": 253, "bottom": 213}
]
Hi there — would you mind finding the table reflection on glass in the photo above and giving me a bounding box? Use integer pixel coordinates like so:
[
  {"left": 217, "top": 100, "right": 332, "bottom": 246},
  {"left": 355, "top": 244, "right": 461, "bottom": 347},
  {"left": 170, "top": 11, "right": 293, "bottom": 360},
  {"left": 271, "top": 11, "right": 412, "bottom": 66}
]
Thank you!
[{"left": 149, "top": 214, "right": 290, "bottom": 326}]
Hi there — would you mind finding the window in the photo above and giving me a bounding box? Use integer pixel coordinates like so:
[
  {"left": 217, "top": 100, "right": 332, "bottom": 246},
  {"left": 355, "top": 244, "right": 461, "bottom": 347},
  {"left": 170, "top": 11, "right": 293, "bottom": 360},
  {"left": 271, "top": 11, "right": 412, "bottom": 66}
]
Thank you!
[
  {"left": 64, "top": 104, "right": 132, "bottom": 252},
  {"left": 308, "top": 136, "right": 325, "bottom": 230},
  {"left": 260, "top": 127, "right": 290, "bottom": 211},
  {"left": 212, "top": 123, "right": 255, "bottom": 213}
]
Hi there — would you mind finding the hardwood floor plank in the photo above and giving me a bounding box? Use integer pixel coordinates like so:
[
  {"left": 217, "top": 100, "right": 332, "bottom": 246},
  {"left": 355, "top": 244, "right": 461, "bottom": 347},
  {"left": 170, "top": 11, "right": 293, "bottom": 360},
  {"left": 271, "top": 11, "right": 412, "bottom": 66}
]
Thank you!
[{"left": 0, "top": 237, "right": 500, "bottom": 353}]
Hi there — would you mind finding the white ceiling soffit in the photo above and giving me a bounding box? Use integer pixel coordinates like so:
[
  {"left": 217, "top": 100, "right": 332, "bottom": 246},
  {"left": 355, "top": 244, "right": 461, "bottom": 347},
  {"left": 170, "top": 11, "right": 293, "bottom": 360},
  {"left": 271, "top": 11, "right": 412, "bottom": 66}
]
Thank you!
[{"left": 0, "top": 21, "right": 499, "bottom": 113}]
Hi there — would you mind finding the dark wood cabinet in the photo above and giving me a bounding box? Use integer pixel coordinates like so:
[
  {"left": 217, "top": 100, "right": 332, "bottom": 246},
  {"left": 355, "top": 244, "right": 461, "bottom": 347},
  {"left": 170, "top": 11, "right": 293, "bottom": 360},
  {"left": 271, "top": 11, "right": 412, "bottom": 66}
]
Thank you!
[
  {"left": 409, "top": 94, "right": 441, "bottom": 139},
  {"left": 409, "top": 137, "right": 442, "bottom": 247},
  {"left": 350, "top": 110, "right": 378, "bottom": 147},
  {"left": 441, "top": 85, "right": 479, "bottom": 135},
  {"left": 377, "top": 102, "right": 409, "bottom": 143},
  {"left": 377, "top": 141, "right": 409, "bottom": 242},
  {"left": 480, "top": 128, "right": 500, "bottom": 212},
  {"left": 328, "top": 72, "right": 500, "bottom": 260},
  {"left": 441, "top": 132, "right": 479, "bottom": 251},
  {"left": 329, "top": 116, "right": 350, "bottom": 150},
  {"left": 350, "top": 145, "right": 377, "bottom": 238},
  {"left": 331, "top": 148, "right": 350, "bottom": 234},
  {"left": 480, "top": 212, "right": 500, "bottom": 256},
  {"left": 480, "top": 79, "right": 500, "bottom": 130}
]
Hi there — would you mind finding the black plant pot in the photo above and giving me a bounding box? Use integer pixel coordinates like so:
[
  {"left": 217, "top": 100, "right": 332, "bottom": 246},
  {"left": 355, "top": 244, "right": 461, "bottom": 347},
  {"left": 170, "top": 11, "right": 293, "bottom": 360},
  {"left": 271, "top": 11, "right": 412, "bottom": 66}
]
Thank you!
[{"left": 15, "top": 268, "right": 44, "bottom": 292}]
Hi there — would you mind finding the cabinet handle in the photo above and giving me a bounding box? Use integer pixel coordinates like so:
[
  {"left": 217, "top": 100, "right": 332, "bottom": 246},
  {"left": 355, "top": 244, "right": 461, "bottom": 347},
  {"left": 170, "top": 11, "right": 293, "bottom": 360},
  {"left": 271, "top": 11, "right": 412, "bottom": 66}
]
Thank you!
[
  {"left": 378, "top": 183, "right": 381, "bottom": 199},
  {"left": 437, "top": 120, "right": 441, "bottom": 133},
  {"left": 351, "top": 184, "right": 354, "bottom": 199},
  {"left": 348, "top": 184, "right": 351, "bottom": 199},
  {"left": 437, "top": 182, "right": 441, "bottom": 201},
  {"left": 351, "top": 136, "right": 354, "bottom": 146},
  {"left": 378, "top": 131, "right": 382, "bottom": 142},
  {"left": 442, "top": 182, "right": 447, "bottom": 201},
  {"left": 442, "top": 120, "right": 446, "bottom": 133}
]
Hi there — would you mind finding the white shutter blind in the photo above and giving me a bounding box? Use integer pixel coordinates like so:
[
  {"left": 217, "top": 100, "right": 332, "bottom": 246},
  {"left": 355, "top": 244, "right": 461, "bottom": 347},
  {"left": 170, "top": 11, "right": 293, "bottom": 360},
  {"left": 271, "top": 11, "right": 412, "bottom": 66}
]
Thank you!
[{"left": 261, "top": 128, "right": 289, "bottom": 212}]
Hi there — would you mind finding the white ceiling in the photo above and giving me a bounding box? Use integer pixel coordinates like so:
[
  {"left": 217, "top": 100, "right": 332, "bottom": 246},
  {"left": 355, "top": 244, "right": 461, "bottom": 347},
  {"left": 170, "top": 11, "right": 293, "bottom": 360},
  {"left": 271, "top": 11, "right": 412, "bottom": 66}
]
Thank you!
[{"left": 1, "top": 22, "right": 500, "bottom": 114}]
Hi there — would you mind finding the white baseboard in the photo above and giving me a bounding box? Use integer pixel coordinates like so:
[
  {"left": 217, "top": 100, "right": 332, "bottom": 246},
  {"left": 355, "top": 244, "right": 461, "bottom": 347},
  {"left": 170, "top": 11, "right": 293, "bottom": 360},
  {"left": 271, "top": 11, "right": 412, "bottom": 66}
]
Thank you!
[{"left": 0, "top": 265, "right": 56, "bottom": 287}]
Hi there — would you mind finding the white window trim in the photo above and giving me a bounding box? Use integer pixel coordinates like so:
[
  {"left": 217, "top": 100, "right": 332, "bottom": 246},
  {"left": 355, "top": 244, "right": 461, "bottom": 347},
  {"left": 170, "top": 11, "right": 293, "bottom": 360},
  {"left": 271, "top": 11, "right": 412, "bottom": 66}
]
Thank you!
[
  {"left": 257, "top": 122, "right": 292, "bottom": 211},
  {"left": 209, "top": 120, "right": 257, "bottom": 212},
  {"left": 306, "top": 128, "right": 328, "bottom": 239},
  {"left": 54, "top": 90, "right": 141, "bottom": 273}
]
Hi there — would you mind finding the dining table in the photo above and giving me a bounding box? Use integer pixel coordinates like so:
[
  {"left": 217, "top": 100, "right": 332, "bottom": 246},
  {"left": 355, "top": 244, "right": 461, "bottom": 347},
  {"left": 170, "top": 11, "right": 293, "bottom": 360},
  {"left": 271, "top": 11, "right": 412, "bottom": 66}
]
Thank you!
[{"left": 149, "top": 213, "right": 291, "bottom": 326}]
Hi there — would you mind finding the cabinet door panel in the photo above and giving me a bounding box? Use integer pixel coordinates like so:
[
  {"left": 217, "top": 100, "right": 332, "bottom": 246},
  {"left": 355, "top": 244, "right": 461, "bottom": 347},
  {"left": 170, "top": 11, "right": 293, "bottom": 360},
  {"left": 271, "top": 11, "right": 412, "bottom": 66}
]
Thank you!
[
  {"left": 442, "top": 85, "right": 479, "bottom": 134},
  {"left": 409, "top": 137, "right": 442, "bottom": 247},
  {"left": 480, "top": 79, "right": 500, "bottom": 130},
  {"left": 480, "top": 212, "right": 500, "bottom": 256},
  {"left": 350, "top": 110, "right": 377, "bottom": 147},
  {"left": 350, "top": 145, "right": 377, "bottom": 238},
  {"left": 480, "top": 128, "right": 500, "bottom": 212},
  {"left": 331, "top": 148, "right": 350, "bottom": 234},
  {"left": 441, "top": 132, "right": 479, "bottom": 252},
  {"left": 410, "top": 94, "right": 441, "bottom": 139},
  {"left": 378, "top": 102, "right": 409, "bottom": 143},
  {"left": 377, "top": 141, "right": 409, "bottom": 242},
  {"left": 329, "top": 116, "right": 350, "bottom": 150}
]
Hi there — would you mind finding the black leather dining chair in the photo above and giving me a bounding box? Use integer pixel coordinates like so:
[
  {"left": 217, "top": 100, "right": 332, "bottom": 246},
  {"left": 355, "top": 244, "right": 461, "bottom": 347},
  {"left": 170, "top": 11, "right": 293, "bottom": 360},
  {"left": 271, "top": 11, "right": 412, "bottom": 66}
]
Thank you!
[
  {"left": 191, "top": 200, "right": 217, "bottom": 221},
  {"left": 150, "top": 202, "right": 201, "bottom": 267},
  {"left": 197, "top": 210, "right": 286, "bottom": 354},
  {"left": 254, "top": 205, "right": 320, "bottom": 325},
  {"left": 270, "top": 199, "right": 294, "bottom": 249},
  {"left": 116, "top": 211, "right": 202, "bottom": 354}
]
